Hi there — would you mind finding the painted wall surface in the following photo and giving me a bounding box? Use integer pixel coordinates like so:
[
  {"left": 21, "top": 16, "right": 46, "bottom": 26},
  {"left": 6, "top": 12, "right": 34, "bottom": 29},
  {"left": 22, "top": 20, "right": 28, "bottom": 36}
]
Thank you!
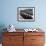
[{"left": 0, "top": 0, "right": 46, "bottom": 31}]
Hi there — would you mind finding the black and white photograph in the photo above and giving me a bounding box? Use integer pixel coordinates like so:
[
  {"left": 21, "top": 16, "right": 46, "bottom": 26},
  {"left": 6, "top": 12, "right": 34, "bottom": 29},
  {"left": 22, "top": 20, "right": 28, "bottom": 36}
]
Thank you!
[{"left": 17, "top": 7, "right": 35, "bottom": 22}]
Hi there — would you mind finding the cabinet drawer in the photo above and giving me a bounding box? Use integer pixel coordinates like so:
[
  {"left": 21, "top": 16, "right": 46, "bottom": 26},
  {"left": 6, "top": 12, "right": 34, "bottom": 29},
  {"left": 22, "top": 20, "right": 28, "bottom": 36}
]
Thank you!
[
  {"left": 24, "top": 35, "right": 44, "bottom": 45},
  {"left": 3, "top": 36, "right": 23, "bottom": 44},
  {"left": 32, "top": 36, "right": 45, "bottom": 44},
  {"left": 32, "top": 44, "right": 44, "bottom": 46},
  {"left": 3, "top": 36, "right": 23, "bottom": 46},
  {"left": 24, "top": 32, "right": 44, "bottom": 36},
  {"left": 3, "top": 32, "right": 23, "bottom": 36},
  {"left": 3, "top": 43, "right": 23, "bottom": 46}
]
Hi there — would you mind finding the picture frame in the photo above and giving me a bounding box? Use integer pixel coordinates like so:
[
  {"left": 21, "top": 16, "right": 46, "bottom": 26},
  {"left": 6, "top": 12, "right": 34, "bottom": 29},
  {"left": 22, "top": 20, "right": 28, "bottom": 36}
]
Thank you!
[{"left": 17, "top": 7, "right": 35, "bottom": 22}]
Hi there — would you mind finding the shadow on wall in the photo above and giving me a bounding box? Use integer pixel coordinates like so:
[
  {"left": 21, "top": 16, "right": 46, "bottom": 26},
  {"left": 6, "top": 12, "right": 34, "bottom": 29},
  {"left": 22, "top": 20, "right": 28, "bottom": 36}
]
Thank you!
[{"left": 0, "top": 24, "right": 7, "bottom": 43}]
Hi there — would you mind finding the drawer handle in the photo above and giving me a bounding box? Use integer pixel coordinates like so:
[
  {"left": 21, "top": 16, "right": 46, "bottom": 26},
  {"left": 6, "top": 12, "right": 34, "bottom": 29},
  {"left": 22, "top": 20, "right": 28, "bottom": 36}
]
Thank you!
[
  {"left": 9, "top": 38, "right": 12, "bottom": 40},
  {"left": 32, "top": 39, "right": 36, "bottom": 40},
  {"left": 9, "top": 38, "right": 13, "bottom": 40}
]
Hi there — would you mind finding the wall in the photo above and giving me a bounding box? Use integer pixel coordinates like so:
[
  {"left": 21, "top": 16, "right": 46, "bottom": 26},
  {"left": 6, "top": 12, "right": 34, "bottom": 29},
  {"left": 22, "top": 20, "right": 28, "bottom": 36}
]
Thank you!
[{"left": 0, "top": 0, "right": 46, "bottom": 30}]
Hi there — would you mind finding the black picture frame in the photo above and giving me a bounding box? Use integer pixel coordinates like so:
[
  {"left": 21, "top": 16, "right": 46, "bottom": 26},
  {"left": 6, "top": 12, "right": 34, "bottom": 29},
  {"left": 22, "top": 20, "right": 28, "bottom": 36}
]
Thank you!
[{"left": 17, "top": 7, "right": 35, "bottom": 22}]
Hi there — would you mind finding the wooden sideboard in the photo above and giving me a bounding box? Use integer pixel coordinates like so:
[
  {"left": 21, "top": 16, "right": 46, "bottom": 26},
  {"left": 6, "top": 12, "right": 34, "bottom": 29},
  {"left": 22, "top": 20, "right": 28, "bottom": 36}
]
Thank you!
[{"left": 2, "top": 31, "right": 45, "bottom": 46}]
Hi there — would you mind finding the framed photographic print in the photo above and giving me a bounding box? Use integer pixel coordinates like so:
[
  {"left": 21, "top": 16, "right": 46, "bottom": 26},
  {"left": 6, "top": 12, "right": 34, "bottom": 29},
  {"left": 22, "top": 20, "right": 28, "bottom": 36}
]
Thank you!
[{"left": 17, "top": 7, "right": 35, "bottom": 22}]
